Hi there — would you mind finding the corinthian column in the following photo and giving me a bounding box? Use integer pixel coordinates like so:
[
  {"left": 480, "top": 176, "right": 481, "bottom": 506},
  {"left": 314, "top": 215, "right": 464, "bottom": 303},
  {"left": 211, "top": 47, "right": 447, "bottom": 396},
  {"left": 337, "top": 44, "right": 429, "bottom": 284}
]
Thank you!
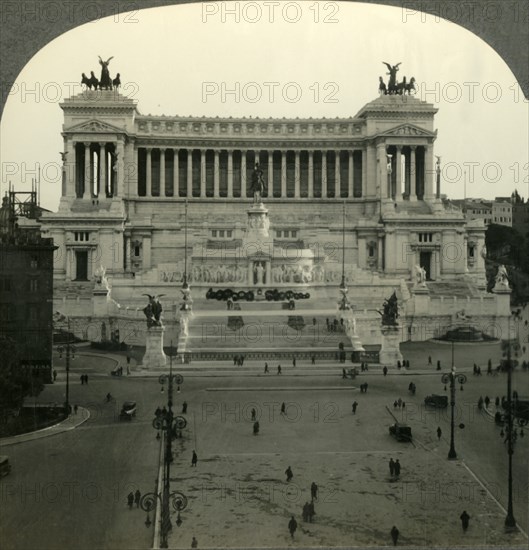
[
  {"left": 322, "top": 151, "right": 327, "bottom": 198},
  {"left": 227, "top": 150, "right": 233, "bottom": 198},
  {"left": 146, "top": 148, "right": 152, "bottom": 197},
  {"left": 160, "top": 148, "right": 166, "bottom": 197},
  {"left": 214, "top": 150, "right": 220, "bottom": 198},
  {"left": 294, "top": 151, "right": 300, "bottom": 198},
  {"left": 200, "top": 149, "right": 206, "bottom": 197},
  {"left": 308, "top": 151, "right": 314, "bottom": 198}
]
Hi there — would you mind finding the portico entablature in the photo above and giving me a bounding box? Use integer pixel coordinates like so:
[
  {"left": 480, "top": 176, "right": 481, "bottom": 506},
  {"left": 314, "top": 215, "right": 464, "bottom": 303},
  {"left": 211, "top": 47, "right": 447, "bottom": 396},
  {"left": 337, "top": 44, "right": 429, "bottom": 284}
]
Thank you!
[{"left": 63, "top": 119, "right": 130, "bottom": 140}]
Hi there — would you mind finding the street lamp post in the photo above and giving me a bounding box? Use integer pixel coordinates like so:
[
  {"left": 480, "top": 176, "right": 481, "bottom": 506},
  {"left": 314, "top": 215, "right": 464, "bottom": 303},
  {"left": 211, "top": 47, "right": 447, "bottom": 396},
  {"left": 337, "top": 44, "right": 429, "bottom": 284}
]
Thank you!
[
  {"left": 501, "top": 315, "right": 526, "bottom": 530},
  {"left": 56, "top": 317, "right": 75, "bottom": 415},
  {"left": 150, "top": 343, "right": 187, "bottom": 548},
  {"left": 441, "top": 357, "right": 467, "bottom": 460}
]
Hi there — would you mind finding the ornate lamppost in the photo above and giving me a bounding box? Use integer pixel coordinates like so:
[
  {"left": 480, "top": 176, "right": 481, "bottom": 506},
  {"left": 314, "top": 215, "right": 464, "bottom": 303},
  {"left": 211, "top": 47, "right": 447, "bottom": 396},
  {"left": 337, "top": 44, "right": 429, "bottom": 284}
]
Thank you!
[
  {"left": 145, "top": 343, "right": 187, "bottom": 548},
  {"left": 55, "top": 315, "right": 75, "bottom": 415},
  {"left": 500, "top": 316, "right": 526, "bottom": 531},
  {"left": 441, "top": 360, "right": 467, "bottom": 460}
]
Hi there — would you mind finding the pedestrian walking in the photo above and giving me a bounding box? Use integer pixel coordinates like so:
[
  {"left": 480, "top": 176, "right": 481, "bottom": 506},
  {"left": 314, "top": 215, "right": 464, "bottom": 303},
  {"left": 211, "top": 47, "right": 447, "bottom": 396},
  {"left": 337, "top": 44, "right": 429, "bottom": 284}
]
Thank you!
[
  {"left": 292, "top": 357, "right": 296, "bottom": 368},
  {"left": 126, "top": 364, "right": 130, "bottom": 375},
  {"left": 383, "top": 366, "right": 388, "bottom": 376},
  {"left": 389, "top": 458, "right": 395, "bottom": 476},
  {"left": 53, "top": 369, "right": 57, "bottom": 382},
  {"left": 288, "top": 516, "right": 297, "bottom": 538},
  {"left": 277, "top": 365, "right": 282, "bottom": 375},
  {"left": 397, "top": 360, "right": 401, "bottom": 370},
  {"left": 437, "top": 360, "right": 441, "bottom": 370},
  {"left": 436, "top": 426, "right": 442, "bottom": 441},
  {"left": 233, "top": 355, "right": 237, "bottom": 366},
  {"left": 428, "top": 355, "right": 432, "bottom": 365},
  {"left": 312, "top": 317, "right": 317, "bottom": 326},
  {"left": 134, "top": 489, "right": 141, "bottom": 508},
  {"left": 460, "top": 510, "right": 470, "bottom": 531},
  {"left": 397, "top": 398, "right": 402, "bottom": 408},
  {"left": 251, "top": 408, "right": 257, "bottom": 421},
  {"left": 352, "top": 401, "right": 358, "bottom": 414},
  {"left": 308, "top": 500, "right": 315, "bottom": 523},
  {"left": 342, "top": 368, "right": 347, "bottom": 379},
  {"left": 182, "top": 401, "right": 188, "bottom": 414},
  {"left": 393, "top": 400, "right": 398, "bottom": 409},
  {"left": 285, "top": 466, "right": 293, "bottom": 482},
  {"left": 191, "top": 450, "right": 198, "bottom": 467},
  {"left": 264, "top": 362, "right": 269, "bottom": 373},
  {"left": 281, "top": 402, "right": 286, "bottom": 415},
  {"left": 391, "top": 525, "right": 399, "bottom": 546},
  {"left": 394, "top": 459, "right": 401, "bottom": 478},
  {"left": 402, "top": 401, "right": 405, "bottom": 409},
  {"left": 191, "top": 536, "right": 198, "bottom": 548},
  {"left": 302, "top": 502, "right": 310, "bottom": 522},
  {"left": 311, "top": 355, "right": 315, "bottom": 365},
  {"left": 74, "top": 404, "right": 78, "bottom": 415},
  {"left": 484, "top": 396, "right": 490, "bottom": 408},
  {"left": 495, "top": 396, "right": 500, "bottom": 407},
  {"left": 126, "top": 354, "right": 131, "bottom": 366},
  {"left": 80, "top": 375, "right": 84, "bottom": 385},
  {"left": 127, "top": 492, "right": 134, "bottom": 509},
  {"left": 253, "top": 421, "right": 260, "bottom": 435},
  {"left": 311, "top": 481, "right": 318, "bottom": 500}
]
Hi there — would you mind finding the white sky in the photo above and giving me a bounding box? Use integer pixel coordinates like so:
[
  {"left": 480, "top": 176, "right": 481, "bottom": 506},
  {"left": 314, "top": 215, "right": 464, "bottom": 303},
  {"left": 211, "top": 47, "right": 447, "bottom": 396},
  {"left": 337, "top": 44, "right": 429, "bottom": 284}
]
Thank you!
[{"left": 1, "top": 1, "right": 528, "bottom": 211}]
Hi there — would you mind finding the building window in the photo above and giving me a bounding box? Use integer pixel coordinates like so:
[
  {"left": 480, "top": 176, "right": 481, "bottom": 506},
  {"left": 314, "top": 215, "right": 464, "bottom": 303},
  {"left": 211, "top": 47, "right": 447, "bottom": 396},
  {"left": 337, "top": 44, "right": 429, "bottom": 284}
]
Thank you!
[
  {"left": 291, "top": 231, "right": 297, "bottom": 238},
  {"left": 134, "top": 245, "right": 140, "bottom": 257},
  {"left": 29, "top": 279, "right": 38, "bottom": 292},
  {"left": 219, "top": 230, "right": 225, "bottom": 238},
  {"left": 227, "top": 230, "right": 232, "bottom": 238},
  {"left": 74, "top": 232, "right": 90, "bottom": 242},
  {"left": 30, "top": 256, "right": 38, "bottom": 269},
  {"left": 212, "top": 230, "right": 217, "bottom": 237},
  {"left": 469, "top": 247, "right": 474, "bottom": 257}
]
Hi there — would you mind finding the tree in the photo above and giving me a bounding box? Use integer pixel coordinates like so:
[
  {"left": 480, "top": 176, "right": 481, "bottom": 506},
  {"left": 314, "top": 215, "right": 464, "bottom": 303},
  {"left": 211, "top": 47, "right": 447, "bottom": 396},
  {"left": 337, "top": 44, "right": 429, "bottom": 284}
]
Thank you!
[{"left": 0, "top": 336, "right": 44, "bottom": 425}]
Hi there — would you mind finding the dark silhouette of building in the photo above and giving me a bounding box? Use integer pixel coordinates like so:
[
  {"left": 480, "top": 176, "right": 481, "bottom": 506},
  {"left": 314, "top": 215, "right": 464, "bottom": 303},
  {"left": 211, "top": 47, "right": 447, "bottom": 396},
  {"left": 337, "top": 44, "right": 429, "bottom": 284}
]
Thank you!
[{"left": 0, "top": 190, "right": 56, "bottom": 383}]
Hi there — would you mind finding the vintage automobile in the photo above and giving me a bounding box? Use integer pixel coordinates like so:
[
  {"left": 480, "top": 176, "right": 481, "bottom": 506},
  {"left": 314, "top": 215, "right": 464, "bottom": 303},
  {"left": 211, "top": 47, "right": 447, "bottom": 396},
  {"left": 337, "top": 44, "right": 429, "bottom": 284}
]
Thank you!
[
  {"left": 0, "top": 456, "right": 12, "bottom": 477},
  {"left": 389, "top": 423, "right": 412, "bottom": 442},
  {"left": 424, "top": 394, "right": 448, "bottom": 408},
  {"left": 119, "top": 401, "right": 137, "bottom": 421}
]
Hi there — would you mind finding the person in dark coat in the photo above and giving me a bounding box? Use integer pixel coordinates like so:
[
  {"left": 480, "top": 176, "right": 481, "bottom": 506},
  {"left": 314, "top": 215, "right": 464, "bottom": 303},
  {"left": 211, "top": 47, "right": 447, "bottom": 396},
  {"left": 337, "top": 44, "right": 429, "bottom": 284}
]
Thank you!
[
  {"left": 308, "top": 500, "right": 315, "bottom": 522},
  {"left": 127, "top": 492, "right": 134, "bottom": 508},
  {"left": 342, "top": 368, "right": 347, "bottom": 379},
  {"left": 311, "top": 481, "right": 318, "bottom": 500},
  {"left": 437, "top": 426, "right": 442, "bottom": 441},
  {"left": 281, "top": 402, "right": 286, "bottom": 415},
  {"left": 277, "top": 365, "right": 282, "bottom": 375},
  {"left": 460, "top": 510, "right": 470, "bottom": 531},
  {"left": 182, "top": 401, "right": 188, "bottom": 414},
  {"left": 251, "top": 408, "right": 257, "bottom": 421},
  {"left": 134, "top": 489, "right": 141, "bottom": 508},
  {"left": 285, "top": 466, "right": 293, "bottom": 482},
  {"left": 253, "top": 421, "right": 259, "bottom": 435},
  {"left": 292, "top": 357, "right": 296, "bottom": 368},
  {"left": 394, "top": 459, "right": 401, "bottom": 478},
  {"left": 264, "top": 363, "right": 269, "bottom": 373},
  {"left": 288, "top": 516, "right": 297, "bottom": 538},
  {"left": 191, "top": 536, "right": 198, "bottom": 548},
  {"left": 191, "top": 450, "right": 198, "bottom": 467},
  {"left": 352, "top": 401, "right": 358, "bottom": 414},
  {"left": 302, "top": 502, "right": 310, "bottom": 522},
  {"left": 383, "top": 366, "right": 388, "bottom": 376},
  {"left": 391, "top": 525, "right": 399, "bottom": 546},
  {"left": 389, "top": 458, "right": 395, "bottom": 476}
]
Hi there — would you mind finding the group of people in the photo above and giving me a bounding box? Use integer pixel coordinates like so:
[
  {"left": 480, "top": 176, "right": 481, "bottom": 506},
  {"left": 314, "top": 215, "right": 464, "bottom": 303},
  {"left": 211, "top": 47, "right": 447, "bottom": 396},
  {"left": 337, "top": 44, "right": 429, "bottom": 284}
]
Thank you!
[
  {"left": 79, "top": 374, "right": 89, "bottom": 384},
  {"left": 397, "top": 359, "right": 410, "bottom": 369},
  {"left": 389, "top": 511, "right": 470, "bottom": 545},
  {"left": 393, "top": 398, "right": 406, "bottom": 409},
  {"left": 325, "top": 317, "right": 344, "bottom": 333},
  {"left": 126, "top": 489, "right": 142, "bottom": 509},
  {"left": 287, "top": 482, "right": 319, "bottom": 538},
  {"left": 233, "top": 355, "right": 245, "bottom": 366},
  {"left": 388, "top": 458, "right": 402, "bottom": 478}
]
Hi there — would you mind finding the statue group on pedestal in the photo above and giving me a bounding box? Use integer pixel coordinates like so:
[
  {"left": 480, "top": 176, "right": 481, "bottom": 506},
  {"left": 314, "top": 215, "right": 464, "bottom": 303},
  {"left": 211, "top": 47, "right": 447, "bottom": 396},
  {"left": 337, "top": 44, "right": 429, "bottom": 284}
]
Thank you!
[
  {"left": 81, "top": 56, "right": 121, "bottom": 91},
  {"left": 379, "top": 291, "right": 399, "bottom": 326},
  {"left": 414, "top": 264, "right": 427, "bottom": 286},
  {"left": 378, "top": 62, "right": 416, "bottom": 95},
  {"left": 143, "top": 294, "right": 164, "bottom": 327},
  {"left": 494, "top": 264, "right": 510, "bottom": 289}
]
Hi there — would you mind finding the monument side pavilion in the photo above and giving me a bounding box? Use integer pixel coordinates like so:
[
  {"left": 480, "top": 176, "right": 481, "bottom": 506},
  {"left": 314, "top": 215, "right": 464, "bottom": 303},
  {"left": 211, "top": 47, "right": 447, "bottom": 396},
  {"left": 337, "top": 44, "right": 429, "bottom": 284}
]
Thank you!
[{"left": 40, "top": 82, "right": 510, "bottom": 359}]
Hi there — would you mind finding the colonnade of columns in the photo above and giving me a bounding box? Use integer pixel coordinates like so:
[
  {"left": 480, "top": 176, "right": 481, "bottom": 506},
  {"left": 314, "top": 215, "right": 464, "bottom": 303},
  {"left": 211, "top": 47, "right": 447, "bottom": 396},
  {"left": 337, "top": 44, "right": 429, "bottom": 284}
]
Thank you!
[
  {"left": 71, "top": 141, "right": 122, "bottom": 199},
  {"left": 136, "top": 148, "right": 367, "bottom": 199}
]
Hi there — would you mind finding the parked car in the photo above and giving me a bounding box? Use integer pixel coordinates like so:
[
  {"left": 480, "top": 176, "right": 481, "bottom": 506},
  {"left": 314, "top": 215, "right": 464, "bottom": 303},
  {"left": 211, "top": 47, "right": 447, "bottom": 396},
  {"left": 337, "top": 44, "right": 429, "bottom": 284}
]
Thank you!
[
  {"left": 0, "top": 456, "right": 12, "bottom": 477},
  {"left": 424, "top": 394, "right": 448, "bottom": 408},
  {"left": 389, "top": 423, "right": 412, "bottom": 442},
  {"left": 119, "top": 401, "right": 137, "bottom": 421}
]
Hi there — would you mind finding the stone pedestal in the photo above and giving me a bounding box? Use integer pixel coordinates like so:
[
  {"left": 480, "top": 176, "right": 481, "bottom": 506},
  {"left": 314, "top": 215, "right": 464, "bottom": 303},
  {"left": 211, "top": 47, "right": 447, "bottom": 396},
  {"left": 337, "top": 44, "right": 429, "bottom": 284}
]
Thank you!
[
  {"left": 412, "top": 286, "right": 430, "bottom": 315},
  {"left": 379, "top": 325, "right": 403, "bottom": 365},
  {"left": 141, "top": 325, "right": 167, "bottom": 369},
  {"left": 92, "top": 289, "right": 109, "bottom": 316}
]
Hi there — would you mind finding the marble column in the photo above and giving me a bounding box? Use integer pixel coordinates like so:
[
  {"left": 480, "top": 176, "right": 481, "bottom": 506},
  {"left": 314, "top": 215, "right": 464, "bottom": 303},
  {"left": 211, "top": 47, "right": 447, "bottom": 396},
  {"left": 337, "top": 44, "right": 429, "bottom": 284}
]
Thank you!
[
  {"left": 99, "top": 143, "right": 106, "bottom": 197},
  {"left": 348, "top": 151, "right": 354, "bottom": 198},
  {"left": 227, "top": 150, "right": 233, "bottom": 198},
  {"left": 376, "top": 143, "right": 387, "bottom": 198},
  {"left": 187, "top": 149, "right": 193, "bottom": 197},
  {"left": 241, "top": 150, "right": 247, "bottom": 198},
  {"left": 322, "top": 151, "right": 327, "bottom": 198},
  {"left": 247, "top": 261, "right": 253, "bottom": 285},
  {"left": 268, "top": 151, "right": 273, "bottom": 198},
  {"left": 362, "top": 149, "right": 367, "bottom": 198},
  {"left": 160, "top": 148, "right": 166, "bottom": 197},
  {"left": 146, "top": 148, "right": 152, "bottom": 197},
  {"left": 395, "top": 146, "right": 402, "bottom": 201},
  {"left": 424, "top": 145, "right": 434, "bottom": 199},
  {"left": 308, "top": 151, "right": 314, "bottom": 198},
  {"left": 335, "top": 151, "right": 340, "bottom": 197},
  {"left": 281, "top": 151, "right": 287, "bottom": 197},
  {"left": 200, "top": 149, "right": 206, "bottom": 197},
  {"left": 115, "top": 140, "right": 125, "bottom": 197},
  {"left": 214, "top": 150, "right": 220, "bottom": 198},
  {"left": 294, "top": 151, "right": 301, "bottom": 198},
  {"left": 410, "top": 146, "right": 417, "bottom": 201},
  {"left": 173, "top": 148, "right": 179, "bottom": 196},
  {"left": 83, "top": 142, "right": 91, "bottom": 199}
]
